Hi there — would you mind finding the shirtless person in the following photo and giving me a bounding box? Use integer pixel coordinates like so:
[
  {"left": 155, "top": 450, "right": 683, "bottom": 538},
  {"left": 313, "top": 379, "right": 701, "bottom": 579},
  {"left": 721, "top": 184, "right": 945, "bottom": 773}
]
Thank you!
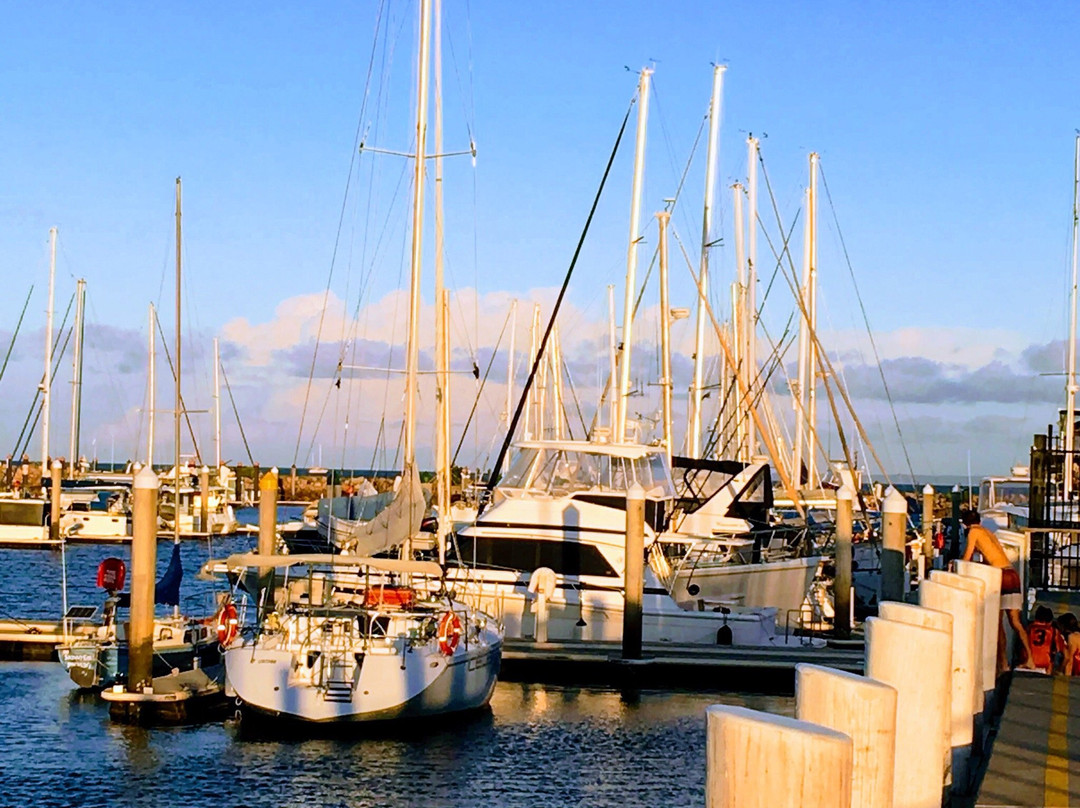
[{"left": 960, "top": 509, "right": 1035, "bottom": 670}]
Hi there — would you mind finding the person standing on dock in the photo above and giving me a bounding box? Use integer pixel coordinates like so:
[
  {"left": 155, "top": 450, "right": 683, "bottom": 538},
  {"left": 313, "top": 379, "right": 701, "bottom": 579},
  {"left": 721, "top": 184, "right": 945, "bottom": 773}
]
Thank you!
[{"left": 960, "top": 509, "right": 1035, "bottom": 670}]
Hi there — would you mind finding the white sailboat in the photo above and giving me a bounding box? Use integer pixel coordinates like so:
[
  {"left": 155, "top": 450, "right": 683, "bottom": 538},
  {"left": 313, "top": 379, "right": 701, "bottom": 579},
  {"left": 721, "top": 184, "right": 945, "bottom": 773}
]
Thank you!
[{"left": 223, "top": 0, "right": 502, "bottom": 724}]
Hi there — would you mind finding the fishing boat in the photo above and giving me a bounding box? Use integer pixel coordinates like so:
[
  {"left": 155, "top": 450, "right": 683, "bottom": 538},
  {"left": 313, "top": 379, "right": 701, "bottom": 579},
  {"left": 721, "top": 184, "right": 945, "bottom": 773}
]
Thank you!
[{"left": 221, "top": 554, "right": 500, "bottom": 723}]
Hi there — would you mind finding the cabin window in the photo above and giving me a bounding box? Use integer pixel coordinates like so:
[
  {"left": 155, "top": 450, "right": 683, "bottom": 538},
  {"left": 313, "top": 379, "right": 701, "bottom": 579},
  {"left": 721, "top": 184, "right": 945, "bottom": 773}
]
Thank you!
[
  {"left": 500, "top": 448, "right": 538, "bottom": 489},
  {"left": 456, "top": 536, "right": 618, "bottom": 578}
]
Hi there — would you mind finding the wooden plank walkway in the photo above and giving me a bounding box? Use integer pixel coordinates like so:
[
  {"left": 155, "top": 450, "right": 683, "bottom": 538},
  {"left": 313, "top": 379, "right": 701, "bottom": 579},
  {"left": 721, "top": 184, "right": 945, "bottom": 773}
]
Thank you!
[{"left": 977, "top": 673, "right": 1080, "bottom": 807}]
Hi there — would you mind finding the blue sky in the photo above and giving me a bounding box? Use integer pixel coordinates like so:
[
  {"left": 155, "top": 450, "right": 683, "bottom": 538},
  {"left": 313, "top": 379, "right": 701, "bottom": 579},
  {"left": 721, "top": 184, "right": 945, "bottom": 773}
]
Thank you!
[{"left": 1, "top": 1, "right": 1079, "bottom": 478}]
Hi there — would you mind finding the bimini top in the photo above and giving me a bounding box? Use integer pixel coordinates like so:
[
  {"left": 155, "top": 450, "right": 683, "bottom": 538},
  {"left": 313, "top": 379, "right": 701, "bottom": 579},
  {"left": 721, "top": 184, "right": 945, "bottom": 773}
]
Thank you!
[{"left": 221, "top": 553, "right": 443, "bottom": 577}]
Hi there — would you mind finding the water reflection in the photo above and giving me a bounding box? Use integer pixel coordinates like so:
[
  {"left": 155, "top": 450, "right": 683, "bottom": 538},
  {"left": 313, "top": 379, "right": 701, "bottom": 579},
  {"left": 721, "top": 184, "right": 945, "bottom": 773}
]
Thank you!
[{"left": 0, "top": 662, "right": 792, "bottom": 808}]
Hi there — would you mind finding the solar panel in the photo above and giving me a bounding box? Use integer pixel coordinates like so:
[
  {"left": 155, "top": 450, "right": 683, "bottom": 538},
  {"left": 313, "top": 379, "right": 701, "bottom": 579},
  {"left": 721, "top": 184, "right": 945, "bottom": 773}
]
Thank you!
[{"left": 64, "top": 605, "right": 98, "bottom": 620}]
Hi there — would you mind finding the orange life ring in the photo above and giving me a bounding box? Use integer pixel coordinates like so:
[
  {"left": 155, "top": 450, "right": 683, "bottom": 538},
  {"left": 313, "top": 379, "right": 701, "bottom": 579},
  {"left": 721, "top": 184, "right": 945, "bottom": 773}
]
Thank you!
[
  {"left": 437, "top": 611, "right": 463, "bottom": 656},
  {"left": 216, "top": 601, "right": 239, "bottom": 647}
]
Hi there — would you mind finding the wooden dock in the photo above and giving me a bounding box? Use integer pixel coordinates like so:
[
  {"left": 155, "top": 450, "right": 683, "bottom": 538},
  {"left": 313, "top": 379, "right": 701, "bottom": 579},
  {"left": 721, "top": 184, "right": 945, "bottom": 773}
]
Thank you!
[
  {"left": 976, "top": 672, "right": 1080, "bottom": 807},
  {"left": 0, "top": 619, "right": 94, "bottom": 661}
]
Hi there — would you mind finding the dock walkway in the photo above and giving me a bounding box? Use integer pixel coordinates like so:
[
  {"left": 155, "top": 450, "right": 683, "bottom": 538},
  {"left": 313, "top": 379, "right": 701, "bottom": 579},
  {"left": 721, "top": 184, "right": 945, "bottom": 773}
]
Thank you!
[{"left": 977, "top": 673, "right": 1080, "bottom": 807}]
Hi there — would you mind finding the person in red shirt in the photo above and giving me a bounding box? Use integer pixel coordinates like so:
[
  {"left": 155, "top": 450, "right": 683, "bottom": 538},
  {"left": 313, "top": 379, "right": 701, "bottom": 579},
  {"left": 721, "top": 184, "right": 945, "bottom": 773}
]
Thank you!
[
  {"left": 1058, "top": 613, "right": 1080, "bottom": 676},
  {"left": 1027, "top": 606, "right": 1059, "bottom": 673}
]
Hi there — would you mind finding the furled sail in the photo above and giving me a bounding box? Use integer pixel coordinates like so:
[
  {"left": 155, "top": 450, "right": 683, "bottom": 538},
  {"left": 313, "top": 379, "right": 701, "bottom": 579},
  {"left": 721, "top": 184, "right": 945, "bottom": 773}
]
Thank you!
[{"left": 154, "top": 542, "right": 183, "bottom": 605}]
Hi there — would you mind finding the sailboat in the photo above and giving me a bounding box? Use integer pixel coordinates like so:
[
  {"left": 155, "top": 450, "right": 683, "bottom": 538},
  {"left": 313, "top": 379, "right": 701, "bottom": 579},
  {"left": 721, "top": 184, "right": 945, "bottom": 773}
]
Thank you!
[{"left": 221, "top": 0, "right": 502, "bottom": 724}]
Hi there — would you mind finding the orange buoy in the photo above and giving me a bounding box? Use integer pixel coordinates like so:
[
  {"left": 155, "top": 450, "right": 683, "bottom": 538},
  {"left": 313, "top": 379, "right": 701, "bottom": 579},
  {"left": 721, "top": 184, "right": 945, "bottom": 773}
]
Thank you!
[{"left": 437, "top": 611, "right": 463, "bottom": 656}]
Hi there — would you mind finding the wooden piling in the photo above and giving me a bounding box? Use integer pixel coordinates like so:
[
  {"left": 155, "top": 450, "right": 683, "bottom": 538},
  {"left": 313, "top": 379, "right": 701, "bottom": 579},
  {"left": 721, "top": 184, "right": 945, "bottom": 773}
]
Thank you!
[
  {"left": 128, "top": 466, "right": 159, "bottom": 692},
  {"left": 796, "top": 664, "right": 896, "bottom": 808},
  {"left": 199, "top": 464, "right": 209, "bottom": 534},
  {"left": 290, "top": 463, "right": 297, "bottom": 500},
  {"left": 258, "top": 468, "right": 277, "bottom": 557},
  {"left": 921, "top": 483, "right": 935, "bottom": 575},
  {"left": 623, "top": 482, "right": 644, "bottom": 660},
  {"left": 706, "top": 705, "right": 852, "bottom": 808},
  {"left": 930, "top": 569, "right": 987, "bottom": 709},
  {"left": 835, "top": 484, "right": 854, "bottom": 638},
  {"left": 49, "top": 460, "right": 61, "bottom": 544},
  {"left": 866, "top": 614, "right": 951, "bottom": 808},
  {"left": 881, "top": 487, "right": 907, "bottom": 603}
]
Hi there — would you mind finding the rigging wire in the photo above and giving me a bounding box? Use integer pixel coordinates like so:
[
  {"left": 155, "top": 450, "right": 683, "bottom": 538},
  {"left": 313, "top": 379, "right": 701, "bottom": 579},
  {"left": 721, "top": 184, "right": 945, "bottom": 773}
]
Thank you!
[
  {"left": 819, "top": 164, "right": 918, "bottom": 489},
  {"left": 219, "top": 359, "right": 255, "bottom": 466},
  {"left": 452, "top": 305, "right": 511, "bottom": 464},
  {"left": 0, "top": 285, "right": 33, "bottom": 387}
]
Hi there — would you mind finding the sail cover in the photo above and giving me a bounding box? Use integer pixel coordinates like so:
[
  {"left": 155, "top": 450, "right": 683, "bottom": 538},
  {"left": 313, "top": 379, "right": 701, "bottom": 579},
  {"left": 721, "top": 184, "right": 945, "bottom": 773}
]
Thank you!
[
  {"left": 154, "top": 542, "right": 183, "bottom": 606},
  {"left": 322, "top": 463, "right": 426, "bottom": 555}
]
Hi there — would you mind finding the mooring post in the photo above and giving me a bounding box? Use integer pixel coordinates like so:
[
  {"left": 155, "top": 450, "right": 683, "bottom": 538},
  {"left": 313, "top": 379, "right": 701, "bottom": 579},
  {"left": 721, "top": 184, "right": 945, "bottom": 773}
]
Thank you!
[
  {"left": 290, "top": 463, "right": 297, "bottom": 500},
  {"left": 622, "top": 482, "right": 645, "bottom": 660},
  {"left": 866, "top": 613, "right": 951, "bottom": 808},
  {"left": 921, "top": 484, "right": 935, "bottom": 576},
  {"left": 955, "top": 559, "right": 1002, "bottom": 713},
  {"left": 259, "top": 468, "right": 278, "bottom": 557},
  {"left": 949, "top": 484, "right": 962, "bottom": 560},
  {"left": 234, "top": 465, "right": 243, "bottom": 503},
  {"left": 835, "top": 484, "right": 854, "bottom": 638},
  {"left": 49, "top": 459, "right": 62, "bottom": 544},
  {"left": 881, "top": 487, "right": 907, "bottom": 603},
  {"left": 128, "top": 466, "right": 159, "bottom": 693},
  {"left": 199, "top": 464, "right": 210, "bottom": 534},
  {"left": 706, "top": 705, "right": 853, "bottom": 807},
  {"left": 795, "top": 664, "right": 896, "bottom": 808},
  {"left": 252, "top": 463, "right": 261, "bottom": 506}
]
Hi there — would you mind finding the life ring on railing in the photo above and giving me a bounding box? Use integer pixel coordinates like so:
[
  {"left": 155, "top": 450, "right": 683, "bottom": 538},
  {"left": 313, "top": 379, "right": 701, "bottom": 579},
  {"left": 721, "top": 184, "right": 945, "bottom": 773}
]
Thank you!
[
  {"left": 216, "top": 601, "right": 239, "bottom": 647},
  {"left": 437, "top": 611, "right": 463, "bottom": 656}
]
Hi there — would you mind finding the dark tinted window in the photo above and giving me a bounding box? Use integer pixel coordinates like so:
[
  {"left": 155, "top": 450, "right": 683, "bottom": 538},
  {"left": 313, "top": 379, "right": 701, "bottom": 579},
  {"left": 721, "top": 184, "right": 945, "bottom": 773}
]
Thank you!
[
  {"left": 0, "top": 501, "right": 45, "bottom": 526},
  {"left": 454, "top": 536, "right": 618, "bottom": 578}
]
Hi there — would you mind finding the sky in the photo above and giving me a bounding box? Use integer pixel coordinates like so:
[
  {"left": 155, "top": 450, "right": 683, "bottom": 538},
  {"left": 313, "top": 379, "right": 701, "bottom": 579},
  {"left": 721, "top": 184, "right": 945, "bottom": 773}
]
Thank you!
[{"left": 1, "top": 1, "right": 1079, "bottom": 481}]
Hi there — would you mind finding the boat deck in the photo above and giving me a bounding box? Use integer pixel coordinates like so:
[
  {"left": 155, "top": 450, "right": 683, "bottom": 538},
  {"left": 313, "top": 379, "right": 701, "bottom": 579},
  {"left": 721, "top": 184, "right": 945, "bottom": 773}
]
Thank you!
[{"left": 976, "top": 672, "right": 1080, "bottom": 807}]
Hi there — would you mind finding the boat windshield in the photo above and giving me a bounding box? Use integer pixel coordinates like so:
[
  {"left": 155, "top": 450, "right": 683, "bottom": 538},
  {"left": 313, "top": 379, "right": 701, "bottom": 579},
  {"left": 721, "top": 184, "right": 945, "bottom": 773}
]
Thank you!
[
  {"left": 979, "top": 480, "right": 1029, "bottom": 512},
  {"left": 498, "top": 446, "right": 674, "bottom": 498}
]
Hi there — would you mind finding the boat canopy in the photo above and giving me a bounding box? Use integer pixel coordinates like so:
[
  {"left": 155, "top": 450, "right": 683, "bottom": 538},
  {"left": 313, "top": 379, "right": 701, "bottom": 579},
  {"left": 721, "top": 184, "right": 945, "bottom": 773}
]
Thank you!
[
  {"left": 221, "top": 553, "right": 443, "bottom": 577},
  {"left": 499, "top": 441, "right": 674, "bottom": 498}
]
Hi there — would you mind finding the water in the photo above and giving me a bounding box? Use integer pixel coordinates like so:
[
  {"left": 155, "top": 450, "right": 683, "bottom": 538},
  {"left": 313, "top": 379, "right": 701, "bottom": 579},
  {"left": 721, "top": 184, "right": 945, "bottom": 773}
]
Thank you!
[{"left": 0, "top": 663, "right": 791, "bottom": 807}]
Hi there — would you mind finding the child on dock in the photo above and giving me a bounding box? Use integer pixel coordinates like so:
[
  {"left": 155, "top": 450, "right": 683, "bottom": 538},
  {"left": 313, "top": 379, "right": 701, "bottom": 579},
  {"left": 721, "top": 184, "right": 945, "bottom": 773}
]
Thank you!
[
  {"left": 1026, "top": 606, "right": 1060, "bottom": 674},
  {"left": 1057, "top": 613, "right": 1080, "bottom": 675}
]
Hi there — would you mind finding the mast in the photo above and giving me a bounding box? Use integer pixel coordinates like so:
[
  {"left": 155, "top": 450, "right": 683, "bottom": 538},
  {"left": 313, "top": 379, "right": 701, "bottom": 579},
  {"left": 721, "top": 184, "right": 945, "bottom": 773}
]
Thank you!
[
  {"left": 807, "top": 153, "right": 819, "bottom": 487},
  {"left": 1067, "top": 134, "right": 1080, "bottom": 497},
  {"left": 551, "top": 325, "right": 564, "bottom": 440},
  {"left": 526, "top": 302, "right": 541, "bottom": 439},
  {"left": 657, "top": 211, "right": 673, "bottom": 463},
  {"left": 147, "top": 303, "right": 155, "bottom": 468},
  {"left": 69, "top": 278, "right": 86, "bottom": 476},
  {"left": 42, "top": 227, "right": 56, "bottom": 481},
  {"left": 607, "top": 284, "right": 618, "bottom": 433},
  {"left": 690, "top": 64, "right": 724, "bottom": 458},
  {"left": 746, "top": 135, "right": 759, "bottom": 460},
  {"left": 213, "top": 336, "right": 221, "bottom": 469},
  {"left": 505, "top": 299, "right": 517, "bottom": 427},
  {"left": 793, "top": 185, "right": 811, "bottom": 486},
  {"left": 174, "top": 176, "right": 182, "bottom": 545},
  {"left": 732, "top": 183, "right": 746, "bottom": 461},
  {"left": 616, "top": 67, "right": 652, "bottom": 443},
  {"left": 403, "top": 0, "right": 432, "bottom": 469},
  {"left": 433, "top": 0, "right": 451, "bottom": 560}
]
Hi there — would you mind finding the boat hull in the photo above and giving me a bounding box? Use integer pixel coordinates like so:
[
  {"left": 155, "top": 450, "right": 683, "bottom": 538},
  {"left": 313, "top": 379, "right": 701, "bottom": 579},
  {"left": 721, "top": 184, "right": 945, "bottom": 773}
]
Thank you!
[{"left": 670, "top": 556, "right": 822, "bottom": 613}]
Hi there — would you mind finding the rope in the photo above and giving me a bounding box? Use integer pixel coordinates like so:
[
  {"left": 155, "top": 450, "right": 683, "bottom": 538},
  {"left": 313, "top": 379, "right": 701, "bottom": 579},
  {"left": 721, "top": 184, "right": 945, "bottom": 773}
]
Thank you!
[{"left": 484, "top": 98, "right": 635, "bottom": 501}]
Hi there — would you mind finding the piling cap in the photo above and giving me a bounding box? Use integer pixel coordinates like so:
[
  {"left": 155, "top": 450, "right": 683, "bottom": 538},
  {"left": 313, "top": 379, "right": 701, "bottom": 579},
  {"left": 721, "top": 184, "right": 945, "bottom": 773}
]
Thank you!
[
  {"left": 259, "top": 470, "right": 277, "bottom": 490},
  {"left": 134, "top": 465, "right": 159, "bottom": 490},
  {"left": 923, "top": 483, "right": 935, "bottom": 495},
  {"left": 200, "top": 465, "right": 209, "bottom": 474},
  {"left": 270, "top": 466, "right": 279, "bottom": 475},
  {"left": 51, "top": 459, "right": 62, "bottom": 470},
  {"left": 626, "top": 482, "right": 645, "bottom": 501},
  {"left": 882, "top": 486, "right": 907, "bottom": 514},
  {"left": 836, "top": 483, "right": 854, "bottom": 502}
]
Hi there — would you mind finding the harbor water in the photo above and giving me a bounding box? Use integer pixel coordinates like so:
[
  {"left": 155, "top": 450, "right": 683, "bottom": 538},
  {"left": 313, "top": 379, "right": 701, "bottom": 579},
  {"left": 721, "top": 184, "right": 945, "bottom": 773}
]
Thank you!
[{"left": 0, "top": 527, "right": 792, "bottom": 807}]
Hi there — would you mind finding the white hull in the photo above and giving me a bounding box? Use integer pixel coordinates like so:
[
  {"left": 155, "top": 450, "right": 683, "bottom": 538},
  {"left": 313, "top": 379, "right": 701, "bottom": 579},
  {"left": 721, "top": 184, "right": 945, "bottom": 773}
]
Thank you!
[
  {"left": 669, "top": 556, "right": 822, "bottom": 614},
  {"left": 227, "top": 628, "right": 501, "bottom": 723},
  {"left": 62, "top": 511, "right": 130, "bottom": 540}
]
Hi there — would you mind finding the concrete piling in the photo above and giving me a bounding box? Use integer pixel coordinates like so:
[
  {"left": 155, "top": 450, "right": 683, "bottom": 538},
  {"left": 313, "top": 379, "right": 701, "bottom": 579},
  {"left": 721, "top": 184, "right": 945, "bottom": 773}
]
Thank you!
[
  {"left": 954, "top": 560, "right": 1002, "bottom": 705},
  {"left": 930, "top": 570, "right": 987, "bottom": 709},
  {"left": 866, "top": 615, "right": 952, "bottom": 808},
  {"left": 128, "top": 466, "right": 159, "bottom": 693},
  {"left": 796, "top": 664, "right": 896, "bottom": 808},
  {"left": 835, "top": 484, "right": 854, "bottom": 639},
  {"left": 881, "top": 487, "right": 908, "bottom": 604},
  {"left": 622, "top": 482, "right": 645, "bottom": 660},
  {"left": 706, "top": 705, "right": 852, "bottom": 808}
]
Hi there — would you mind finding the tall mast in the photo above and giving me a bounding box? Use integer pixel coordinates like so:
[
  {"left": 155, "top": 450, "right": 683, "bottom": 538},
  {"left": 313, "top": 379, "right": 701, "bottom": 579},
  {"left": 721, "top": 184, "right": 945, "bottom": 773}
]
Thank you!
[
  {"left": 432, "top": 0, "right": 450, "bottom": 559},
  {"left": 68, "top": 278, "right": 86, "bottom": 475},
  {"left": 607, "top": 284, "right": 618, "bottom": 433},
  {"left": 147, "top": 303, "right": 155, "bottom": 467},
  {"left": 616, "top": 67, "right": 652, "bottom": 443},
  {"left": 213, "top": 336, "right": 221, "bottom": 469},
  {"left": 174, "top": 176, "right": 182, "bottom": 545},
  {"left": 746, "top": 135, "right": 759, "bottom": 460},
  {"left": 551, "top": 325, "right": 564, "bottom": 440},
  {"left": 526, "top": 302, "right": 540, "bottom": 439},
  {"left": 657, "top": 211, "right": 674, "bottom": 463},
  {"left": 690, "top": 64, "right": 724, "bottom": 459},
  {"left": 793, "top": 185, "right": 812, "bottom": 486},
  {"left": 806, "top": 153, "right": 819, "bottom": 487},
  {"left": 1066, "top": 134, "right": 1080, "bottom": 497},
  {"left": 732, "top": 183, "right": 747, "bottom": 461},
  {"left": 505, "top": 299, "right": 517, "bottom": 427},
  {"left": 42, "top": 227, "right": 56, "bottom": 481},
  {"left": 403, "top": 0, "right": 432, "bottom": 468}
]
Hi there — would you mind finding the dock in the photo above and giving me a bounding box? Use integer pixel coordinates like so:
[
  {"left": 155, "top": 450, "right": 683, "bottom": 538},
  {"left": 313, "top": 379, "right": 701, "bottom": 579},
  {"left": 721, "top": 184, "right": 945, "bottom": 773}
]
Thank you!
[
  {"left": 976, "top": 672, "right": 1080, "bottom": 807},
  {"left": 0, "top": 619, "right": 94, "bottom": 661}
]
